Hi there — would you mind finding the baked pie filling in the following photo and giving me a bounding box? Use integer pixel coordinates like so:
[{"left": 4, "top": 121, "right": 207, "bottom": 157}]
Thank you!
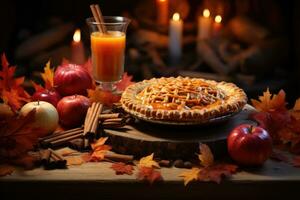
[{"left": 121, "top": 77, "right": 247, "bottom": 122}]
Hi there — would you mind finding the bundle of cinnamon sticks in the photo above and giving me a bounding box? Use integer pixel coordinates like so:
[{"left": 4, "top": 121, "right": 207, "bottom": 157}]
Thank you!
[{"left": 39, "top": 102, "right": 132, "bottom": 149}]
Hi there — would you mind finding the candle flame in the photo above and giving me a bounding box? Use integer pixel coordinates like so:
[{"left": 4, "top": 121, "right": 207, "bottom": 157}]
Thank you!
[
  {"left": 203, "top": 9, "right": 210, "bottom": 18},
  {"left": 172, "top": 13, "right": 180, "bottom": 21},
  {"left": 159, "top": 0, "right": 166, "bottom": 2},
  {"left": 73, "top": 29, "right": 81, "bottom": 42},
  {"left": 215, "top": 15, "right": 222, "bottom": 23}
]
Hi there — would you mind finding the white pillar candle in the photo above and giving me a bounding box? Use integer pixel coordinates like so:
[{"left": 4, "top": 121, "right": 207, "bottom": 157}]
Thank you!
[
  {"left": 169, "top": 13, "right": 183, "bottom": 65},
  {"left": 197, "top": 9, "right": 212, "bottom": 40}
]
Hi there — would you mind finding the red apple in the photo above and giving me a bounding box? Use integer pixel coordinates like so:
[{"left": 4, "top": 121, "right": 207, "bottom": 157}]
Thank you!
[
  {"left": 57, "top": 95, "right": 91, "bottom": 128},
  {"left": 54, "top": 63, "right": 93, "bottom": 96},
  {"left": 227, "top": 124, "right": 272, "bottom": 166},
  {"left": 20, "top": 101, "right": 59, "bottom": 137},
  {"left": 32, "top": 89, "right": 61, "bottom": 107}
]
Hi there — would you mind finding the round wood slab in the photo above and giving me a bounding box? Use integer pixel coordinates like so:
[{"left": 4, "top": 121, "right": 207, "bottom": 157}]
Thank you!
[{"left": 104, "top": 104, "right": 256, "bottom": 159}]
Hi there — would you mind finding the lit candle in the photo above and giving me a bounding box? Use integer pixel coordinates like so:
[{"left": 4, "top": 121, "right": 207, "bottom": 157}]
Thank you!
[
  {"left": 197, "top": 9, "right": 212, "bottom": 40},
  {"left": 213, "top": 15, "right": 222, "bottom": 36},
  {"left": 169, "top": 13, "right": 183, "bottom": 65},
  {"left": 71, "top": 29, "right": 85, "bottom": 64},
  {"left": 157, "top": 0, "right": 169, "bottom": 26}
]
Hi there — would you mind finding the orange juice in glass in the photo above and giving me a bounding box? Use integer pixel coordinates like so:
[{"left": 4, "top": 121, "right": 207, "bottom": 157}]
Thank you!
[{"left": 87, "top": 16, "right": 130, "bottom": 91}]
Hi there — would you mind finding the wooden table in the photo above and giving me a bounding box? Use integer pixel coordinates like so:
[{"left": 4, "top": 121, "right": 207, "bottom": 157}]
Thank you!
[{"left": 1, "top": 156, "right": 300, "bottom": 200}]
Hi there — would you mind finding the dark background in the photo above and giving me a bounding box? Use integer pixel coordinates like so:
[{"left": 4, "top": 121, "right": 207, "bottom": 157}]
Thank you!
[{"left": 0, "top": 0, "right": 299, "bottom": 103}]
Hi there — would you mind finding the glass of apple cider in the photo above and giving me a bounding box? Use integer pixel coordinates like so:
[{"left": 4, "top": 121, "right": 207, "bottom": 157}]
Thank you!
[{"left": 87, "top": 16, "right": 130, "bottom": 91}]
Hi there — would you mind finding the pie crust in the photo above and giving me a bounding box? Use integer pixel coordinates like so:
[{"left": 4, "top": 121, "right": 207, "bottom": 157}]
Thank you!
[{"left": 121, "top": 77, "right": 247, "bottom": 122}]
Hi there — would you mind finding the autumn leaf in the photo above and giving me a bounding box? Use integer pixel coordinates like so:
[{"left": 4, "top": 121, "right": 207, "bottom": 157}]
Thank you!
[
  {"left": 197, "top": 164, "right": 238, "bottom": 184},
  {"left": 0, "top": 109, "right": 44, "bottom": 159},
  {"left": 66, "top": 156, "right": 84, "bottom": 166},
  {"left": 290, "top": 98, "right": 300, "bottom": 120},
  {"left": 251, "top": 89, "right": 286, "bottom": 112},
  {"left": 137, "top": 166, "right": 163, "bottom": 184},
  {"left": 111, "top": 162, "right": 134, "bottom": 175},
  {"left": 138, "top": 153, "right": 160, "bottom": 168},
  {"left": 88, "top": 137, "right": 112, "bottom": 162},
  {"left": 198, "top": 143, "right": 214, "bottom": 167},
  {"left": 179, "top": 167, "right": 201, "bottom": 186},
  {"left": 41, "top": 61, "right": 54, "bottom": 89},
  {"left": 0, "top": 164, "right": 14, "bottom": 177},
  {"left": 30, "top": 80, "right": 45, "bottom": 92},
  {"left": 88, "top": 88, "right": 121, "bottom": 106},
  {"left": 115, "top": 73, "right": 134, "bottom": 91},
  {"left": 0, "top": 53, "right": 30, "bottom": 111}
]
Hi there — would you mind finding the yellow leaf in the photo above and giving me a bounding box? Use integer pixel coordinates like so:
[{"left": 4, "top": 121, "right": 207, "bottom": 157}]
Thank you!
[
  {"left": 88, "top": 88, "right": 120, "bottom": 106},
  {"left": 179, "top": 167, "right": 201, "bottom": 186},
  {"left": 41, "top": 61, "right": 54, "bottom": 89},
  {"left": 251, "top": 89, "right": 286, "bottom": 112},
  {"left": 198, "top": 143, "right": 214, "bottom": 167},
  {"left": 91, "top": 137, "right": 109, "bottom": 150},
  {"left": 138, "top": 153, "right": 160, "bottom": 168},
  {"left": 66, "top": 156, "right": 84, "bottom": 166},
  {"left": 293, "top": 98, "right": 300, "bottom": 111}
]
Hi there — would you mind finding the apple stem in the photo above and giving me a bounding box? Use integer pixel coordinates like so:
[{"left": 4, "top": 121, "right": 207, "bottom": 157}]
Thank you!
[
  {"left": 248, "top": 125, "right": 253, "bottom": 134},
  {"left": 38, "top": 100, "right": 40, "bottom": 105}
]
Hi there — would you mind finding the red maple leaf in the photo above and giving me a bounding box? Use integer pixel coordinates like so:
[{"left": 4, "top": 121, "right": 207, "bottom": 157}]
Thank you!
[
  {"left": 111, "top": 162, "right": 134, "bottom": 175},
  {"left": 0, "top": 54, "right": 30, "bottom": 111},
  {"left": 137, "top": 166, "right": 163, "bottom": 184},
  {"left": 197, "top": 163, "right": 238, "bottom": 184},
  {"left": 115, "top": 73, "right": 134, "bottom": 92}
]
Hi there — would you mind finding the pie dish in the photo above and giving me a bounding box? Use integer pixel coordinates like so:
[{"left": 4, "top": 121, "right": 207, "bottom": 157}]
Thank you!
[{"left": 121, "top": 77, "right": 247, "bottom": 124}]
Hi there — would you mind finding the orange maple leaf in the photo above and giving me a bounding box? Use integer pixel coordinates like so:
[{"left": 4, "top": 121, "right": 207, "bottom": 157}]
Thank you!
[
  {"left": 198, "top": 143, "right": 214, "bottom": 167},
  {"left": 251, "top": 89, "right": 286, "bottom": 112},
  {"left": 88, "top": 88, "right": 121, "bottom": 106},
  {"left": 41, "top": 61, "right": 54, "bottom": 89},
  {"left": 0, "top": 54, "right": 30, "bottom": 111},
  {"left": 88, "top": 137, "right": 112, "bottom": 162},
  {"left": 137, "top": 166, "right": 163, "bottom": 184},
  {"left": 179, "top": 167, "right": 201, "bottom": 186},
  {"left": 290, "top": 98, "right": 300, "bottom": 120},
  {"left": 115, "top": 73, "right": 134, "bottom": 91},
  {"left": 111, "top": 162, "right": 134, "bottom": 175}
]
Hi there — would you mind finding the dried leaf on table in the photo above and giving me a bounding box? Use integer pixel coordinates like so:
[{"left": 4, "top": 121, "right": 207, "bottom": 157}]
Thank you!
[
  {"left": 0, "top": 164, "right": 14, "bottom": 177},
  {"left": 66, "top": 156, "right": 84, "bottom": 166},
  {"left": 251, "top": 89, "right": 286, "bottom": 112},
  {"left": 292, "top": 156, "right": 300, "bottom": 167},
  {"left": 197, "top": 163, "right": 238, "bottom": 184},
  {"left": 0, "top": 109, "right": 44, "bottom": 159},
  {"left": 137, "top": 166, "right": 163, "bottom": 184},
  {"left": 138, "top": 153, "right": 160, "bottom": 168},
  {"left": 40, "top": 61, "right": 54, "bottom": 90},
  {"left": 0, "top": 54, "right": 30, "bottom": 111},
  {"left": 198, "top": 143, "right": 214, "bottom": 167},
  {"left": 88, "top": 88, "right": 121, "bottom": 106},
  {"left": 111, "top": 162, "right": 134, "bottom": 175},
  {"left": 179, "top": 167, "right": 201, "bottom": 186},
  {"left": 88, "top": 137, "right": 112, "bottom": 162},
  {"left": 115, "top": 73, "right": 134, "bottom": 91}
]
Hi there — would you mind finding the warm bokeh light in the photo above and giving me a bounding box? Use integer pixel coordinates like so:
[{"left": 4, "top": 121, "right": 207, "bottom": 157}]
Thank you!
[
  {"left": 172, "top": 13, "right": 180, "bottom": 21},
  {"left": 215, "top": 15, "right": 222, "bottom": 23},
  {"left": 203, "top": 9, "right": 210, "bottom": 18},
  {"left": 159, "top": 0, "right": 166, "bottom": 2},
  {"left": 73, "top": 29, "right": 81, "bottom": 42}
]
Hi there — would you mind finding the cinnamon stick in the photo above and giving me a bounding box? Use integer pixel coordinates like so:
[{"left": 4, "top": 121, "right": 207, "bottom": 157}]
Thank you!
[
  {"left": 39, "top": 127, "right": 83, "bottom": 141},
  {"left": 90, "top": 4, "right": 107, "bottom": 33},
  {"left": 49, "top": 133, "right": 83, "bottom": 148},
  {"left": 104, "top": 151, "right": 134, "bottom": 163},
  {"left": 39, "top": 149, "right": 51, "bottom": 165},
  {"left": 45, "top": 148, "right": 67, "bottom": 169},
  {"left": 84, "top": 102, "right": 103, "bottom": 138},
  {"left": 99, "top": 113, "right": 120, "bottom": 120}
]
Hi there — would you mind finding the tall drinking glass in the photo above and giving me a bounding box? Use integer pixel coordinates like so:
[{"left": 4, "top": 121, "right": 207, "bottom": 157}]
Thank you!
[{"left": 87, "top": 16, "right": 130, "bottom": 91}]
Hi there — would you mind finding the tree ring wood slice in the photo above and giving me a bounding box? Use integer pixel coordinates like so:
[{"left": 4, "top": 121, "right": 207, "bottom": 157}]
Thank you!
[{"left": 104, "top": 104, "right": 256, "bottom": 159}]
